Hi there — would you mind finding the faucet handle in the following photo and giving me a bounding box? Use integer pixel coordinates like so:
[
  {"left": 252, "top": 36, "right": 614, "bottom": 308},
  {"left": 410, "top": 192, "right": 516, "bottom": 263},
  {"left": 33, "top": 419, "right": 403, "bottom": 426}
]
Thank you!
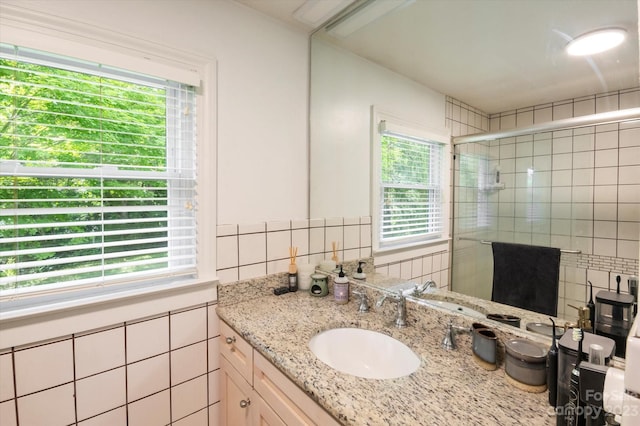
[
  {"left": 442, "top": 320, "right": 457, "bottom": 350},
  {"left": 353, "top": 290, "right": 369, "bottom": 312},
  {"left": 442, "top": 320, "right": 471, "bottom": 350}
]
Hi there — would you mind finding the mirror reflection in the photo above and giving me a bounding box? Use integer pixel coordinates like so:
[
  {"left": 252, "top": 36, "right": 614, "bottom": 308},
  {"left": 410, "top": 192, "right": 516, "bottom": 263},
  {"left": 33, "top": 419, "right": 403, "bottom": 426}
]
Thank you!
[{"left": 310, "top": 0, "right": 639, "bottom": 349}]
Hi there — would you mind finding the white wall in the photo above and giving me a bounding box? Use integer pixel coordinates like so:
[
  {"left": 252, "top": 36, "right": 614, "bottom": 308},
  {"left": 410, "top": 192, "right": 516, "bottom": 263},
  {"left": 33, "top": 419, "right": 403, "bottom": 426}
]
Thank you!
[
  {"left": 309, "top": 38, "right": 446, "bottom": 219},
  {"left": 2, "top": 0, "right": 309, "bottom": 224},
  {"left": 0, "top": 3, "right": 309, "bottom": 424}
]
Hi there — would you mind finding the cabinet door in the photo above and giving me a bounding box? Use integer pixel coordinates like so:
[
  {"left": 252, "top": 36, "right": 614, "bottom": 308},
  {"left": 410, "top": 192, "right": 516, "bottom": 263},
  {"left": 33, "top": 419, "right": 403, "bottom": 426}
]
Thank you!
[
  {"left": 253, "top": 351, "right": 340, "bottom": 426},
  {"left": 220, "top": 357, "right": 253, "bottom": 426},
  {"left": 253, "top": 391, "right": 286, "bottom": 426},
  {"left": 220, "top": 320, "right": 253, "bottom": 384}
]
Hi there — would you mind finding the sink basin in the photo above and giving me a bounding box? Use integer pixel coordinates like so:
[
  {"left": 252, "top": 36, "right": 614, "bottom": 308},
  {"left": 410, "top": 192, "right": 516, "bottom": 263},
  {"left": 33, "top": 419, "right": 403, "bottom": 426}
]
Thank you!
[
  {"left": 309, "top": 328, "right": 420, "bottom": 379},
  {"left": 423, "top": 300, "right": 486, "bottom": 319}
]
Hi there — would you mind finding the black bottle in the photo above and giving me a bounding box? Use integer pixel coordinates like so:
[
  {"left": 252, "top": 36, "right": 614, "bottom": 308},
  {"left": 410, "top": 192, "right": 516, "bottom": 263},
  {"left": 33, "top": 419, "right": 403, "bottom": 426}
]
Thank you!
[{"left": 547, "top": 318, "right": 559, "bottom": 407}]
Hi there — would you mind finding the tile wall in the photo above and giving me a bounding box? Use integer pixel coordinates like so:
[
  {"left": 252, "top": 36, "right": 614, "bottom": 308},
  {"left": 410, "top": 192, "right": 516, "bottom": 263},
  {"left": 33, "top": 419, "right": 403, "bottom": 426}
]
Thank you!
[
  {"left": 450, "top": 88, "right": 640, "bottom": 318},
  {"left": 373, "top": 250, "right": 451, "bottom": 290},
  {"left": 216, "top": 217, "right": 450, "bottom": 290},
  {"left": 0, "top": 304, "right": 220, "bottom": 426},
  {"left": 215, "top": 217, "right": 372, "bottom": 283}
]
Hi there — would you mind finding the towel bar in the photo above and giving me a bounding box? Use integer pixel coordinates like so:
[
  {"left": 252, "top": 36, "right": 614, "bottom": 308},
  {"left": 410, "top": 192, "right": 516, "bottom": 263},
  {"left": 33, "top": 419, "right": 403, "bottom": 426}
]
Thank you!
[{"left": 457, "top": 237, "right": 581, "bottom": 254}]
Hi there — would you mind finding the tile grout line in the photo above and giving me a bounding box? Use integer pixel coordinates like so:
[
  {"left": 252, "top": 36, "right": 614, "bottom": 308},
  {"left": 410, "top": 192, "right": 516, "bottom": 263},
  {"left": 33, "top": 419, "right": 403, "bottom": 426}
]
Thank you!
[
  {"left": 71, "top": 334, "right": 78, "bottom": 425},
  {"left": 124, "top": 322, "right": 129, "bottom": 426},
  {"left": 11, "top": 347, "right": 18, "bottom": 426}
]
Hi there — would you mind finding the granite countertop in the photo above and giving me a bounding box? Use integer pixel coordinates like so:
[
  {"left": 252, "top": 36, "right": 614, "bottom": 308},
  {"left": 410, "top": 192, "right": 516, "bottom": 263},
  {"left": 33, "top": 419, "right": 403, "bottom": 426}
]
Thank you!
[
  {"left": 356, "top": 269, "right": 570, "bottom": 337},
  {"left": 216, "top": 275, "right": 557, "bottom": 426}
]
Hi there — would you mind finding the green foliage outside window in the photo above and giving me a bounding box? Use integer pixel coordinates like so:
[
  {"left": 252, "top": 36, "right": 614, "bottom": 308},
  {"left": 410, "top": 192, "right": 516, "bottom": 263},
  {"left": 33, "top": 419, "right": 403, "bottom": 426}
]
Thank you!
[
  {"left": 380, "top": 134, "right": 441, "bottom": 241},
  {"left": 0, "top": 58, "right": 172, "bottom": 290}
]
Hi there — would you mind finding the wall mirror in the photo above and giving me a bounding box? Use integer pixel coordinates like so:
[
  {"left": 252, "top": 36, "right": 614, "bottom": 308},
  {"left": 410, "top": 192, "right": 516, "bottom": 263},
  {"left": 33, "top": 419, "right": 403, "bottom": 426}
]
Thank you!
[{"left": 309, "top": 0, "right": 639, "bottom": 347}]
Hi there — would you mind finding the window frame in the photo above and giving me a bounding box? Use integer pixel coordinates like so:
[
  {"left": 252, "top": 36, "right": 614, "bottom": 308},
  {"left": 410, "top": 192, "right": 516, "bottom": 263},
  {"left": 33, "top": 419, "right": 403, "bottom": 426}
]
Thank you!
[
  {"left": 1, "top": 47, "right": 198, "bottom": 294},
  {"left": 371, "top": 109, "right": 451, "bottom": 253},
  {"left": 0, "top": 6, "right": 217, "bottom": 335}
]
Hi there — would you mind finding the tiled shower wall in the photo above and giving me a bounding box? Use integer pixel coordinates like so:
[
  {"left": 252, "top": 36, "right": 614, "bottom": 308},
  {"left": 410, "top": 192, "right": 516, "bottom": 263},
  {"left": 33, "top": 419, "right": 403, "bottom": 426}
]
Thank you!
[
  {"left": 450, "top": 88, "right": 640, "bottom": 319},
  {"left": 0, "top": 303, "right": 220, "bottom": 426}
]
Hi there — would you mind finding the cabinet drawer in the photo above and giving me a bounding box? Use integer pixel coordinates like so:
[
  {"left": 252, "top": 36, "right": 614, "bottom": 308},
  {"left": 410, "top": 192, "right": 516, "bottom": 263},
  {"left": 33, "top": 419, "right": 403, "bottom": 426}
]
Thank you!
[
  {"left": 220, "top": 319, "right": 253, "bottom": 384},
  {"left": 253, "top": 350, "right": 340, "bottom": 426}
]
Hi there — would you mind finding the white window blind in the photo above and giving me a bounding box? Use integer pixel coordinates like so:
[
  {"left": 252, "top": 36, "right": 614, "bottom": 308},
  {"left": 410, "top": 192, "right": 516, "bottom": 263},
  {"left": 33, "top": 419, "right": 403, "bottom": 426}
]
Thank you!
[
  {"left": 0, "top": 43, "right": 197, "bottom": 296},
  {"left": 378, "top": 121, "right": 444, "bottom": 247}
]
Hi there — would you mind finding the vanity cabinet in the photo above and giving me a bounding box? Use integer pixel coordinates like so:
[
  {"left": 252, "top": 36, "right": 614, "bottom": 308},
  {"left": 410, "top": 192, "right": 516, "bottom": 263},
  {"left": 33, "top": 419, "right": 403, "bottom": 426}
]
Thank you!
[
  {"left": 220, "top": 356, "right": 253, "bottom": 426},
  {"left": 219, "top": 320, "right": 340, "bottom": 426}
]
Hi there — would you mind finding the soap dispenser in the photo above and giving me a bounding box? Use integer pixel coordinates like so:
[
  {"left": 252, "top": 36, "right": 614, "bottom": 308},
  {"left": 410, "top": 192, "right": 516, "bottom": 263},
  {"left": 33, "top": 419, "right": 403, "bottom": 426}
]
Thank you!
[
  {"left": 334, "top": 265, "right": 349, "bottom": 305},
  {"left": 353, "top": 261, "right": 366, "bottom": 280}
]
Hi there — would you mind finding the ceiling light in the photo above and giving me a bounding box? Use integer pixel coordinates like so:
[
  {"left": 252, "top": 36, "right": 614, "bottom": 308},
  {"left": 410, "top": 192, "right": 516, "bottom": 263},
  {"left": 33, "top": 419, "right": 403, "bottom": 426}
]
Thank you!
[
  {"left": 326, "top": 0, "right": 414, "bottom": 38},
  {"left": 566, "top": 28, "right": 627, "bottom": 56}
]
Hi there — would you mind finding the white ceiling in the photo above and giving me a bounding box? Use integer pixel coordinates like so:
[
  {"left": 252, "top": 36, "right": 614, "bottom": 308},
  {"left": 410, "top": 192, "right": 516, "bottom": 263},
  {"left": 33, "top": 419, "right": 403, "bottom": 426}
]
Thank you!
[{"left": 237, "top": 0, "right": 639, "bottom": 114}]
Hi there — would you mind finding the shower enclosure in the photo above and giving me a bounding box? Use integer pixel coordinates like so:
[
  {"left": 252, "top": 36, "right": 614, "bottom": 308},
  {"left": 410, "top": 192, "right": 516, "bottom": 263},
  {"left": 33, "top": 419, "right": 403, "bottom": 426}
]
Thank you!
[{"left": 450, "top": 106, "right": 640, "bottom": 319}]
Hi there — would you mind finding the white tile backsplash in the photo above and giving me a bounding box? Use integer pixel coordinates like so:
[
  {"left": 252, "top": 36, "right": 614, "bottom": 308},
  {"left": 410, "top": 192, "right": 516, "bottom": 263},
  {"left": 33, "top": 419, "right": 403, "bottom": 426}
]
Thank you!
[
  {"left": 216, "top": 236, "right": 238, "bottom": 270},
  {"left": 14, "top": 339, "right": 73, "bottom": 396},
  {"left": 240, "top": 262, "right": 268, "bottom": 279},
  {"left": 0, "top": 400, "right": 16, "bottom": 426},
  {"left": 4, "top": 296, "right": 218, "bottom": 426},
  {"left": 126, "top": 316, "right": 169, "bottom": 363},
  {"left": 17, "top": 383, "right": 75, "bottom": 426},
  {"left": 76, "top": 367, "right": 126, "bottom": 421},
  {"left": 78, "top": 407, "right": 127, "bottom": 426},
  {"left": 266, "top": 230, "right": 291, "bottom": 262},
  {"left": 171, "top": 342, "right": 207, "bottom": 386},
  {"left": 75, "top": 327, "right": 124, "bottom": 379},
  {"left": 292, "top": 228, "right": 309, "bottom": 256},
  {"left": 266, "top": 220, "right": 290, "bottom": 232},
  {"left": 128, "top": 389, "right": 171, "bottom": 426},
  {"left": 171, "top": 375, "right": 208, "bottom": 422},
  {"left": 324, "top": 225, "right": 343, "bottom": 254},
  {"left": 127, "top": 354, "right": 170, "bottom": 402},
  {"left": 171, "top": 307, "right": 207, "bottom": 350},
  {"left": 0, "top": 353, "right": 14, "bottom": 401},
  {"left": 343, "top": 224, "right": 360, "bottom": 249}
]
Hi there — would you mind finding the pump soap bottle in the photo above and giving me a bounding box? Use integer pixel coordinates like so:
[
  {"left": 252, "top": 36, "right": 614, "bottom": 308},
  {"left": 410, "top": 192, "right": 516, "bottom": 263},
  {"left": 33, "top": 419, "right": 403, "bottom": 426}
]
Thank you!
[
  {"left": 353, "top": 261, "right": 366, "bottom": 280},
  {"left": 334, "top": 265, "right": 349, "bottom": 305}
]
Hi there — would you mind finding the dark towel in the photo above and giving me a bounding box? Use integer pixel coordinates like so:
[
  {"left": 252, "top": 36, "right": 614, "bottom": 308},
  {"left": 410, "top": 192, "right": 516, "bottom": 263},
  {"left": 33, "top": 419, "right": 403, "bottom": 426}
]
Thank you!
[{"left": 491, "top": 242, "right": 561, "bottom": 316}]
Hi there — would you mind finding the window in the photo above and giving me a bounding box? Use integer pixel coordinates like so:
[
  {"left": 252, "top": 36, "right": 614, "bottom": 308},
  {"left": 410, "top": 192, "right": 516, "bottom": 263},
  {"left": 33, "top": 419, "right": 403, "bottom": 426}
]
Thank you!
[
  {"left": 372, "top": 114, "right": 449, "bottom": 250},
  {"left": 0, "top": 44, "right": 197, "bottom": 296}
]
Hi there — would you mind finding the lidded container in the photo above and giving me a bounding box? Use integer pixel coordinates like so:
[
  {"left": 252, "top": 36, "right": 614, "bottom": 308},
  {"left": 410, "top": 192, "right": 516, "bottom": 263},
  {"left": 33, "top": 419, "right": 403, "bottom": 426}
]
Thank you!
[
  {"left": 504, "top": 339, "right": 548, "bottom": 387},
  {"left": 595, "top": 290, "right": 634, "bottom": 357}
]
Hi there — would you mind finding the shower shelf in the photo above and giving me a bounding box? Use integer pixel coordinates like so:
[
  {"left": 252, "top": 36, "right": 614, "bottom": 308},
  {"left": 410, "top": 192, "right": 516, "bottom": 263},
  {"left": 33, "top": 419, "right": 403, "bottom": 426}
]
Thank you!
[{"left": 480, "top": 183, "right": 505, "bottom": 191}]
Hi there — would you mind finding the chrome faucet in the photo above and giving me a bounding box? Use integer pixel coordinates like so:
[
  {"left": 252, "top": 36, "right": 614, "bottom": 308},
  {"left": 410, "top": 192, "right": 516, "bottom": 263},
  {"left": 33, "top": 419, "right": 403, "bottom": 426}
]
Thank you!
[
  {"left": 413, "top": 279, "right": 436, "bottom": 296},
  {"left": 441, "top": 319, "right": 470, "bottom": 350},
  {"left": 353, "top": 290, "right": 370, "bottom": 313},
  {"left": 375, "top": 292, "right": 407, "bottom": 328}
]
